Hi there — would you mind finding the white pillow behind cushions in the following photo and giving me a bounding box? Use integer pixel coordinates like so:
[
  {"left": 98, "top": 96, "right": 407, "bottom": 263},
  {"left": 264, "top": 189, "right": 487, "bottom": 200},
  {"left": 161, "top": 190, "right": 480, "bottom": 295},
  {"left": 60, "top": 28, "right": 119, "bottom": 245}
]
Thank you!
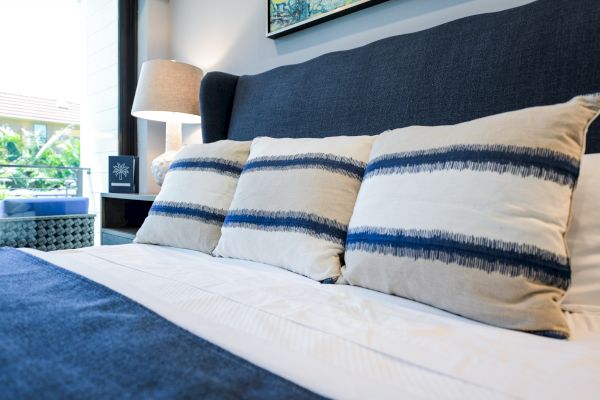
[
  {"left": 341, "top": 95, "right": 600, "bottom": 339},
  {"left": 562, "top": 153, "right": 600, "bottom": 313},
  {"left": 135, "top": 140, "right": 251, "bottom": 253},
  {"left": 213, "top": 136, "right": 373, "bottom": 281}
]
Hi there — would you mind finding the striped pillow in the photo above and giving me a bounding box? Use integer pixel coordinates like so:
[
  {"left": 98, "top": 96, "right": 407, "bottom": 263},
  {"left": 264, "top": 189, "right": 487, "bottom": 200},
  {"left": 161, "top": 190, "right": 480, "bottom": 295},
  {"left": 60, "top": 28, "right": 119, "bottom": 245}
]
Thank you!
[
  {"left": 135, "top": 140, "right": 250, "bottom": 253},
  {"left": 213, "top": 136, "right": 373, "bottom": 281},
  {"left": 341, "top": 95, "right": 600, "bottom": 339}
]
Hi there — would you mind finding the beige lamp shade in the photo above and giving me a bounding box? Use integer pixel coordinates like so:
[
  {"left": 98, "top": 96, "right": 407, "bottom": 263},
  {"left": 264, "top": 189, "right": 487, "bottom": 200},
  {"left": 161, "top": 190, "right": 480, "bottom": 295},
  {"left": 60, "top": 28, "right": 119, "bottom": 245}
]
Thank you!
[{"left": 131, "top": 59, "right": 203, "bottom": 124}]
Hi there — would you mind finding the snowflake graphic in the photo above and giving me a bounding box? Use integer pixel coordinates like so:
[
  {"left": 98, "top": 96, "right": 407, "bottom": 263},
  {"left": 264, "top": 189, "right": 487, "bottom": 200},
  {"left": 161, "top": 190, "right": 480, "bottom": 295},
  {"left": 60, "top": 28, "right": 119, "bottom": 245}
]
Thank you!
[{"left": 112, "top": 162, "right": 130, "bottom": 180}]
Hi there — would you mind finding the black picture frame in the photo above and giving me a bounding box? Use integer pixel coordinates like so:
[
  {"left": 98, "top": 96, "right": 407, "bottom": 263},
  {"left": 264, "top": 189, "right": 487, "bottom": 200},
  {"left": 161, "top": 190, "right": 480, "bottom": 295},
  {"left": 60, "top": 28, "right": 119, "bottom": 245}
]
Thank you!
[{"left": 267, "top": 0, "right": 389, "bottom": 39}]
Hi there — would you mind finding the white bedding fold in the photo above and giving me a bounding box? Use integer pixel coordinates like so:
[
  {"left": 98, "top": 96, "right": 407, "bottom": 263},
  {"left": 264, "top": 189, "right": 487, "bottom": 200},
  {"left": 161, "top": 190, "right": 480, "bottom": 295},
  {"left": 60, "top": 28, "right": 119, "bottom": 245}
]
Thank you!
[{"left": 26, "top": 244, "right": 600, "bottom": 400}]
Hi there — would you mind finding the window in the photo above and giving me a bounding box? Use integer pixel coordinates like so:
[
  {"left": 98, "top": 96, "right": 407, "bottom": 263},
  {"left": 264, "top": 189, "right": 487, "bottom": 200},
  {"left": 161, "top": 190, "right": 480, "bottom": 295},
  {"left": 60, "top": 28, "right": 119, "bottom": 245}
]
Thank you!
[
  {"left": 0, "top": 0, "right": 119, "bottom": 247},
  {"left": 33, "top": 124, "right": 48, "bottom": 144},
  {"left": 0, "top": 0, "right": 85, "bottom": 198}
]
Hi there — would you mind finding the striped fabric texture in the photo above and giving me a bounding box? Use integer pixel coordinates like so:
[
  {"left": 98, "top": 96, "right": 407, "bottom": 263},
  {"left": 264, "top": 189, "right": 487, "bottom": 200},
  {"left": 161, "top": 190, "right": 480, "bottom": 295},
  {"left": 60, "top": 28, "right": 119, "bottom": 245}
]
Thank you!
[
  {"left": 341, "top": 95, "right": 600, "bottom": 338},
  {"left": 135, "top": 140, "right": 250, "bottom": 253},
  {"left": 213, "top": 136, "right": 373, "bottom": 281}
]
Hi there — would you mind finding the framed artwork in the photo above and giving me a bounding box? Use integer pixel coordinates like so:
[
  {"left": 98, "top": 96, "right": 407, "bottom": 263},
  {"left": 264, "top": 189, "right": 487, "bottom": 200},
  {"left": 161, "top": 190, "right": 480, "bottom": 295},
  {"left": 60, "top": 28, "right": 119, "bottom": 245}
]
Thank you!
[{"left": 267, "top": 0, "right": 388, "bottom": 39}]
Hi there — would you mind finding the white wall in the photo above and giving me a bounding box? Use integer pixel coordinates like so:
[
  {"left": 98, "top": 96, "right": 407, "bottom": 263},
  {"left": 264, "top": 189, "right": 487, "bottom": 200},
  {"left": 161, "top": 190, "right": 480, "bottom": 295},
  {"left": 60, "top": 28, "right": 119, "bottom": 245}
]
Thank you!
[
  {"left": 137, "top": 0, "right": 172, "bottom": 194},
  {"left": 81, "top": 0, "right": 119, "bottom": 241},
  {"left": 169, "top": 0, "right": 535, "bottom": 141}
]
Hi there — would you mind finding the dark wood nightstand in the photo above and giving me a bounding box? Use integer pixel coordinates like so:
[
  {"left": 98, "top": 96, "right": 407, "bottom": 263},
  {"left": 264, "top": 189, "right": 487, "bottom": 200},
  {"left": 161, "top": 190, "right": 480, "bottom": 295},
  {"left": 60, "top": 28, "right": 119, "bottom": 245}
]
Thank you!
[{"left": 100, "top": 192, "right": 156, "bottom": 245}]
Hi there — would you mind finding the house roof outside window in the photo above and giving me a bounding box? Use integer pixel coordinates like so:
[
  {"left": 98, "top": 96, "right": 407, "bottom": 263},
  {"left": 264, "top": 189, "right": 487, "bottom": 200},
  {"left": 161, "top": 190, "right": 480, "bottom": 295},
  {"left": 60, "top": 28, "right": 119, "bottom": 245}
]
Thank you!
[{"left": 0, "top": 92, "right": 80, "bottom": 125}]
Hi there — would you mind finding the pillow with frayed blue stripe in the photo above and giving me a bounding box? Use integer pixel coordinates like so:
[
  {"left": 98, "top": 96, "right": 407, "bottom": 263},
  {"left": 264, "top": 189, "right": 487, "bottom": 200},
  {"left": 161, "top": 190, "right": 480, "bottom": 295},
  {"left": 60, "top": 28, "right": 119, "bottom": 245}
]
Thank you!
[
  {"left": 341, "top": 94, "right": 600, "bottom": 339},
  {"left": 214, "top": 136, "right": 373, "bottom": 281},
  {"left": 135, "top": 140, "right": 250, "bottom": 253}
]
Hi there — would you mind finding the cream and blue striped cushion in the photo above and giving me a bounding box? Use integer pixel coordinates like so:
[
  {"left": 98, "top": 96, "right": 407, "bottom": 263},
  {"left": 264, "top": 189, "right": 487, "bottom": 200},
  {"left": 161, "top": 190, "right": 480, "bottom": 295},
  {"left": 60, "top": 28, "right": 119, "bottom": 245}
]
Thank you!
[
  {"left": 214, "top": 136, "right": 373, "bottom": 281},
  {"left": 341, "top": 95, "right": 600, "bottom": 339},
  {"left": 135, "top": 140, "right": 250, "bottom": 253}
]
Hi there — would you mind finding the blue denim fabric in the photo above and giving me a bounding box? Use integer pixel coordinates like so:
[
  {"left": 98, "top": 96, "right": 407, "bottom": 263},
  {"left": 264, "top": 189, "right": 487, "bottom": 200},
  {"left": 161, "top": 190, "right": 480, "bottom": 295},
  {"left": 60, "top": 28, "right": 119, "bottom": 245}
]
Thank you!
[{"left": 0, "top": 248, "right": 321, "bottom": 399}]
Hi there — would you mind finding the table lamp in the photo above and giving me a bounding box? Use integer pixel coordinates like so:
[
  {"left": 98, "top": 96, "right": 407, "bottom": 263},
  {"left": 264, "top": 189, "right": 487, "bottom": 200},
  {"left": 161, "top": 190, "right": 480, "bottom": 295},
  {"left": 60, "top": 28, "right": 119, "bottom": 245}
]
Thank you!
[{"left": 131, "top": 59, "right": 203, "bottom": 185}]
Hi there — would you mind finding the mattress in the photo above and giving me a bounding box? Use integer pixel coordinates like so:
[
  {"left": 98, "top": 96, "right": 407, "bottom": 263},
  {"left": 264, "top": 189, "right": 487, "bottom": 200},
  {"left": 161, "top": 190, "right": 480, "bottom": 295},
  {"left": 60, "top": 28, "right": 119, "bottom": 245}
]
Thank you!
[{"left": 26, "top": 244, "right": 600, "bottom": 400}]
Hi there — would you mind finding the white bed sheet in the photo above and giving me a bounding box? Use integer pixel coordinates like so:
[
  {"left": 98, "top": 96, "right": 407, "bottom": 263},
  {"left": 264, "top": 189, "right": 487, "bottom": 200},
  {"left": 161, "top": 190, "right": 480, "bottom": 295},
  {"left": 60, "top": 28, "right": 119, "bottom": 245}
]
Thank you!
[{"left": 25, "top": 244, "right": 600, "bottom": 400}]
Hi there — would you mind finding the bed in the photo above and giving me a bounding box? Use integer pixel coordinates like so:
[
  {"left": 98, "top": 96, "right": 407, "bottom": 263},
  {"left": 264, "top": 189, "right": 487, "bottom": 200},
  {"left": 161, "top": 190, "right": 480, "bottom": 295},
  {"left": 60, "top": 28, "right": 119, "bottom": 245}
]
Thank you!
[
  {"left": 2, "top": 0, "right": 600, "bottom": 399},
  {"left": 14, "top": 244, "right": 600, "bottom": 399}
]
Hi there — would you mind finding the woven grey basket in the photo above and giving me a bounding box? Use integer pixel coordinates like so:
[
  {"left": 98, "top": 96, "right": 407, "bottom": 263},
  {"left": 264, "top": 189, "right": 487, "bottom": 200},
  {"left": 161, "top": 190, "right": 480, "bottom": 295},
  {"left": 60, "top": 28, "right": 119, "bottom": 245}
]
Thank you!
[{"left": 0, "top": 214, "right": 95, "bottom": 251}]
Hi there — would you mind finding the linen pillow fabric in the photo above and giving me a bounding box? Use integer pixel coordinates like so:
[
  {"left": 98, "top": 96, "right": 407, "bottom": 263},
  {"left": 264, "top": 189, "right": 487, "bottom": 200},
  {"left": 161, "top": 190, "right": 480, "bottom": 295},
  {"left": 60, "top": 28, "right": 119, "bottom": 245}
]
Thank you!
[
  {"left": 214, "top": 136, "right": 373, "bottom": 281},
  {"left": 562, "top": 153, "right": 600, "bottom": 313},
  {"left": 341, "top": 95, "right": 600, "bottom": 339},
  {"left": 135, "top": 140, "right": 251, "bottom": 253}
]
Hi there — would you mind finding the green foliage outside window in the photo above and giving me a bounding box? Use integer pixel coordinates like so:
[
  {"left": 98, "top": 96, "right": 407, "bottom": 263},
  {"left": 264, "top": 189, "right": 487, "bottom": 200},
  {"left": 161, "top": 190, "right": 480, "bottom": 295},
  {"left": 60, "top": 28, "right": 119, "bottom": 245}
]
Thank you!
[{"left": 0, "top": 125, "right": 80, "bottom": 191}]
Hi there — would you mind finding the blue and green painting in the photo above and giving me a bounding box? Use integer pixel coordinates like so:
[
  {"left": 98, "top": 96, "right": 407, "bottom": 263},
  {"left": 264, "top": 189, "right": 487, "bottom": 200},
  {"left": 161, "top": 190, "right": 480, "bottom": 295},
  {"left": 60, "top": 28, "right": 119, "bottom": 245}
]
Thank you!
[{"left": 269, "top": 0, "right": 364, "bottom": 32}]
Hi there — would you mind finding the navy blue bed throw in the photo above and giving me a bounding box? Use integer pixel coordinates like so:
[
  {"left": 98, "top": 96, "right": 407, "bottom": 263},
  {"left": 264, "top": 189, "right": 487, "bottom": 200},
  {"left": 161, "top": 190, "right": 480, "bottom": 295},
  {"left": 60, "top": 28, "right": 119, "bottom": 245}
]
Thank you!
[{"left": 0, "top": 248, "right": 321, "bottom": 399}]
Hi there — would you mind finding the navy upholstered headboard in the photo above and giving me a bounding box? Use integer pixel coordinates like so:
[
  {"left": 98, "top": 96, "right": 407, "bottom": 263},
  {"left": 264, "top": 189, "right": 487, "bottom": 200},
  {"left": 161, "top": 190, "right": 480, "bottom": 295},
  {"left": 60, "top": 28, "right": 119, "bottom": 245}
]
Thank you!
[{"left": 200, "top": 0, "right": 600, "bottom": 153}]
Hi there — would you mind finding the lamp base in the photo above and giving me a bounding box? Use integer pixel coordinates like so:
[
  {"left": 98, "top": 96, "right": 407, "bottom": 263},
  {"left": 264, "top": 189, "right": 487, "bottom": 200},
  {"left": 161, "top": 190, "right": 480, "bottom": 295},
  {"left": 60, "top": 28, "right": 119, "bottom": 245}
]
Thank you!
[{"left": 151, "top": 150, "right": 178, "bottom": 186}]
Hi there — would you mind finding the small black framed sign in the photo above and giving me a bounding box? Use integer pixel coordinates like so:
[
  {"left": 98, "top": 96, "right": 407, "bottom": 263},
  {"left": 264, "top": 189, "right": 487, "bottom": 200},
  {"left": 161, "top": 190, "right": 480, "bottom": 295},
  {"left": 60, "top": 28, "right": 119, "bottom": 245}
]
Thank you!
[
  {"left": 108, "top": 156, "right": 139, "bottom": 193},
  {"left": 267, "top": 0, "right": 388, "bottom": 39}
]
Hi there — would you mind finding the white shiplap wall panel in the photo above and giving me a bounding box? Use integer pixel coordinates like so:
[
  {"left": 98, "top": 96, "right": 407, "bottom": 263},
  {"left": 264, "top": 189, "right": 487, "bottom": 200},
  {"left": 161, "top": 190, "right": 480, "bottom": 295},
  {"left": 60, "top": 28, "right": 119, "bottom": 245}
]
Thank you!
[
  {"left": 88, "top": 63, "right": 118, "bottom": 86},
  {"left": 87, "top": 85, "right": 118, "bottom": 111},
  {"left": 87, "top": 0, "right": 111, "bottom": 17},
  {"left": 81, "top": 0, "right": 118, "bottom": 242},
  {"left": 88, "top": 7, "right": 117, "bottom": 34},
  {"left": 89, "top": 108, "right": 117, "bottom": 132},
  {"left": 91, "top": 136, "right": 119, "bottom": 154},
  {"left": 87, "top": 45, "right": 118, "bottom": 77}
]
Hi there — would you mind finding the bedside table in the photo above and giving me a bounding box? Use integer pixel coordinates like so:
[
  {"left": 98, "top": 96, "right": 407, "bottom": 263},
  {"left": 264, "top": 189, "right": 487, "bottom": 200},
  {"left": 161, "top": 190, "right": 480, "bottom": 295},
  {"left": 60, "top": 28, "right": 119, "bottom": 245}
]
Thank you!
[{"left": 100, "top": 193, "right": 156, "bottom": 245}]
